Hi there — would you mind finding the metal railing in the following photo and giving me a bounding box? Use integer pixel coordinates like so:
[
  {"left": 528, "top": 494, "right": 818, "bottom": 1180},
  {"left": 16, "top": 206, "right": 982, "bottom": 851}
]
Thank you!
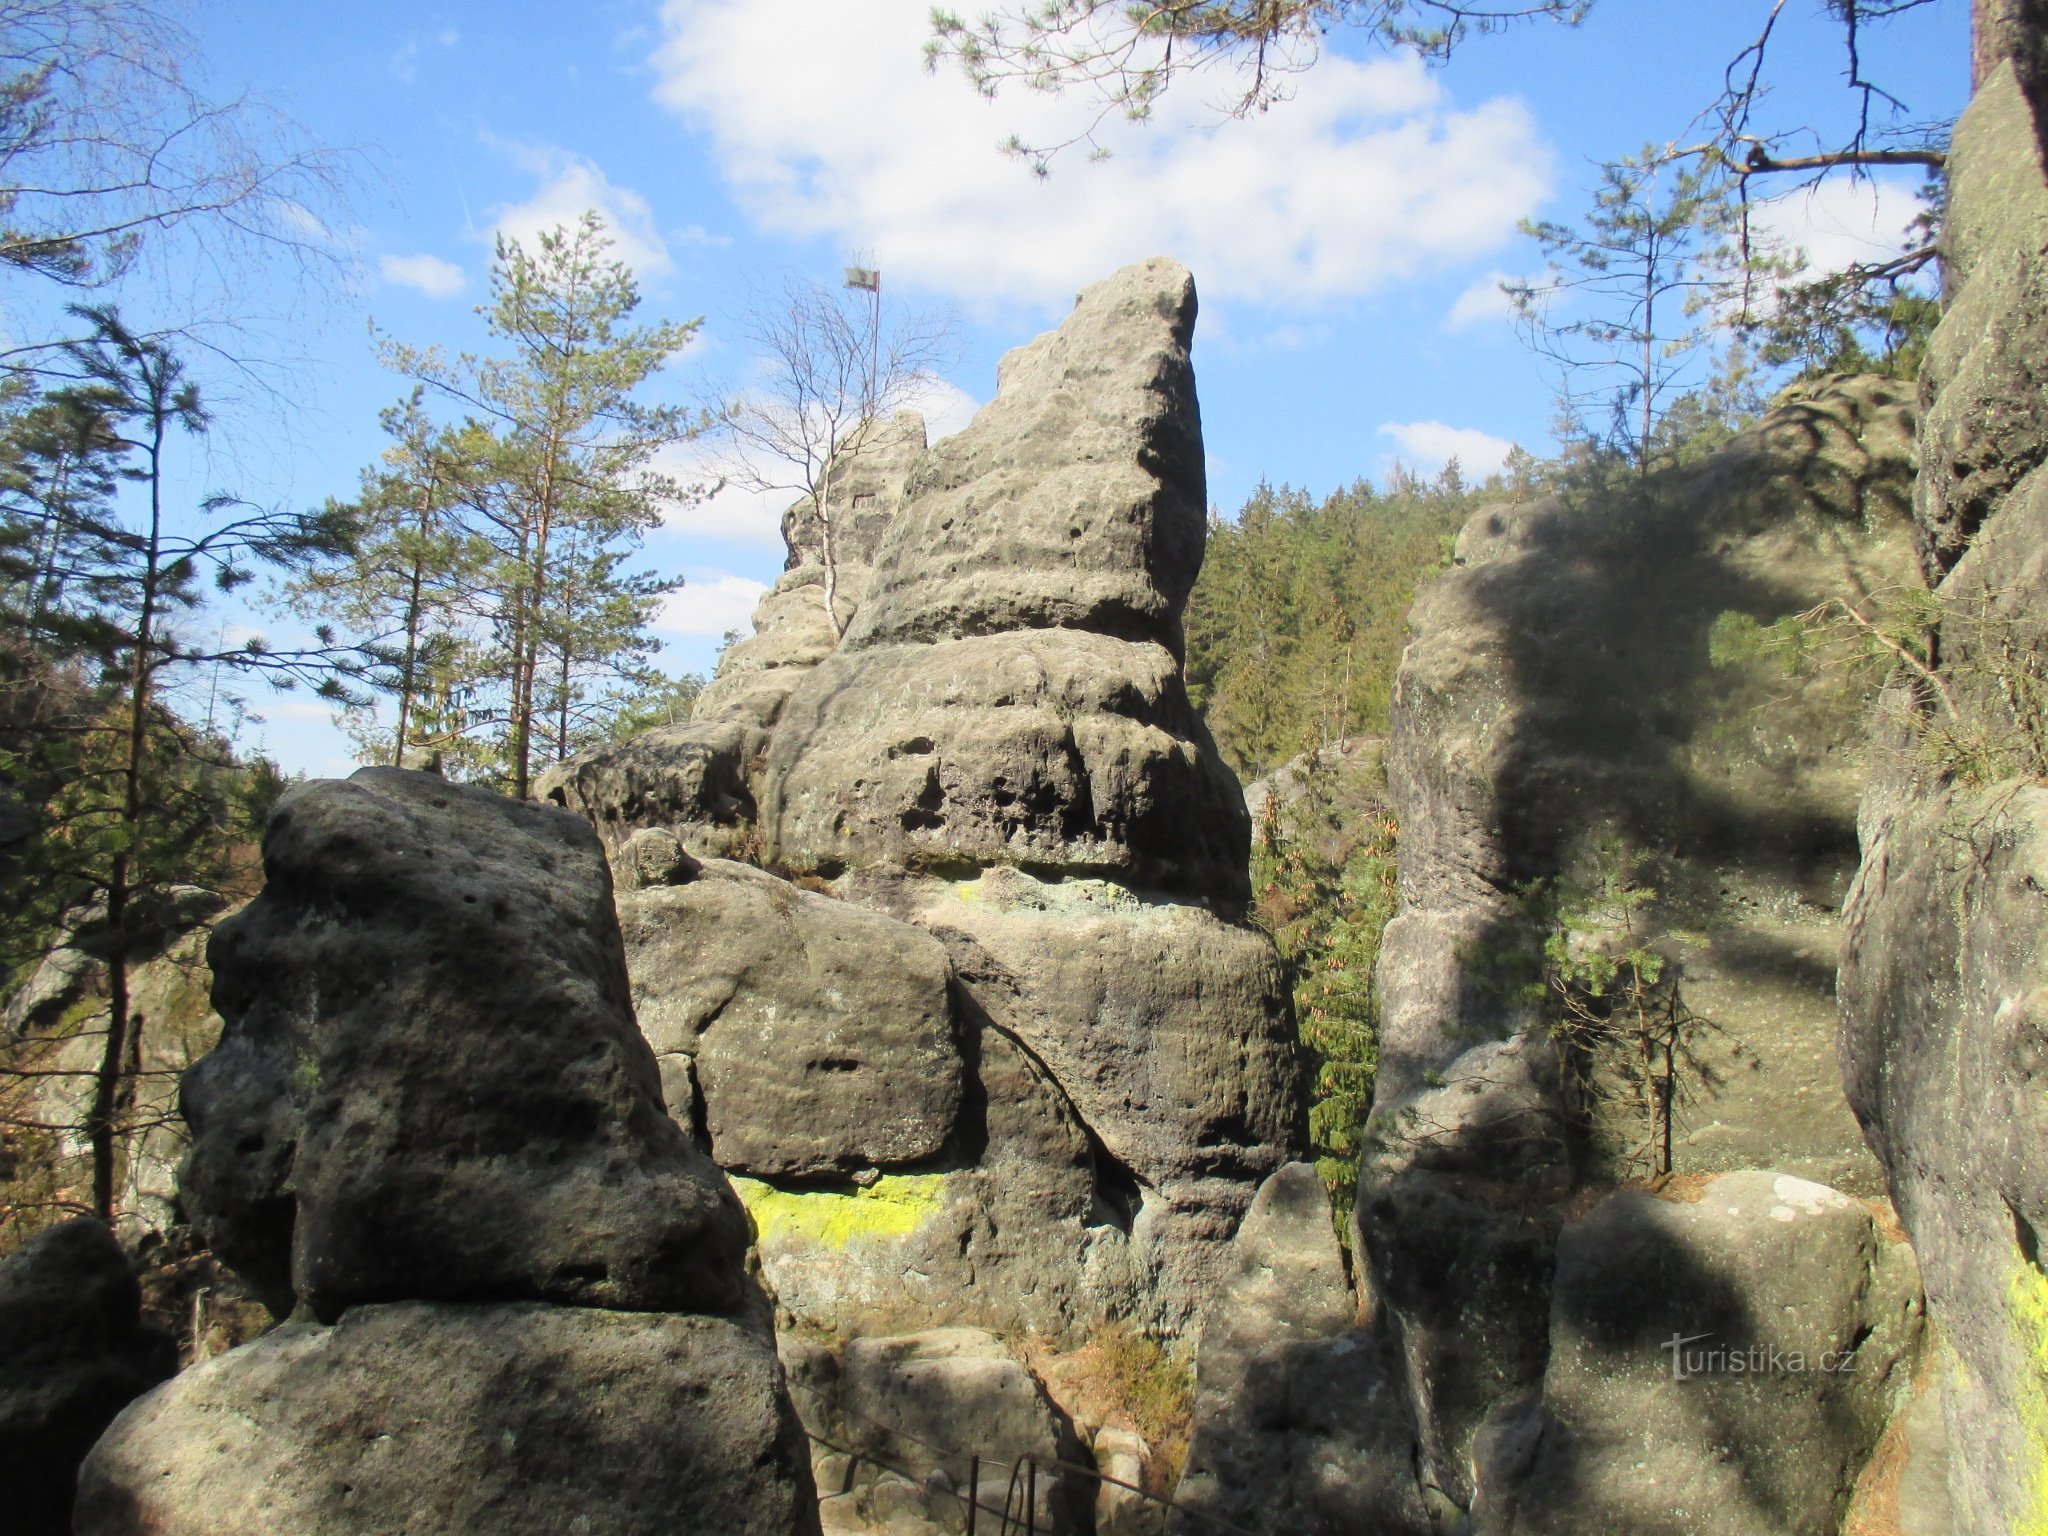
[{"left": 807, "top": 1405, "right": 1262, "bottom": 1536}]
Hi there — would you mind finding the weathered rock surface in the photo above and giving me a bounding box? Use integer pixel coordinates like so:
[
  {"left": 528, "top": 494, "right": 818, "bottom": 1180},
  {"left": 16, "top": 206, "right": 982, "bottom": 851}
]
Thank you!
[
  {"left": 76, "top": 1301, "right": 815, "bottom": 1536},
  {"left": 1355, "top": 371, "right": 1919, "bottom": 1514},
  {"left": 845, "top": 260, "right": 1204, "bottom": 656},
  {"left": 694, "top": 410, "right": 933, "bottom": 731},
  {"left": 618, "top": 856, "right": 964, "bottom": 1178},
  {"left": 1356, "top": 1033, "right": 1571, "bottom": 1509},
  {"left": 1504, "top": 1174, "right": 1919, "bottom": 1536},
  {"left": 734, "top": 1020, "right": 1127, "bottom": 1342},
  {"left": 920, "top": 869, "right": 1297, "bottom": 1196},
  {"left": 764, "top": 630, "right": 1248, "bottom": 895},
  {"left": 762, "top": 262, "right": 1247, "bottom": 899},
  {"left": 0, "top": 1218, "right": 175, "bottom": 1536},
  {"left": 1173, "top": 1165, "right": 1432, "bottom": 1536},
  {"left": 84, "top": 764, "right": 819, "bottom": 1536},
  {"left": 535, "top": 718, "right": 763, "bottom": 861},
  {"left": 788, "top": 1326, "right": 1088, "bottom": 1536},
  {"left": 546, "top": 259, "right": 1299, "bottom": 1355},
  {"left": 1834, "top": 47, "right": 2048, "bottom": 1536},
  {"left": 1916, "top": 43, "right": 2048, "bottom": 578},
  {"left": 1840, "top": 777, "right": 2048, "bottom": 1534},
  {"left": 182, "top": 766, "right": 752, "bottom": 1320}
]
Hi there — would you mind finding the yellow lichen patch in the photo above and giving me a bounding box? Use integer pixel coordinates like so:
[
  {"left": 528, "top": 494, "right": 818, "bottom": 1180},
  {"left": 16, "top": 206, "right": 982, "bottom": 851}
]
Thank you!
[
  {"left": 2010, "top": 1255, "right": 2048, "bottom": 1536},
  {"left": 731, "top": 1173, "right": 946, "bottom": 1251}
]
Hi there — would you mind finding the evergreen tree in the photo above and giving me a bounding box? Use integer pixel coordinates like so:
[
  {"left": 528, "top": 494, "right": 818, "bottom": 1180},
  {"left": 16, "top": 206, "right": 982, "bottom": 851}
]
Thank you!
[
  {"left": 1186, "top": 469, "right": 1478, "bottom": 777},
  {"left": 1508, "top": 150, "right": 1737, "bottom": 472},
  {"left": 0, "top": 307, "right": 360, "bottom": 1220},
  {"left": 282, "top": 392, "right": 490, "bottom": 769},
  {"left": 377, "top": 211, "right": 702, "bottom": 796}
]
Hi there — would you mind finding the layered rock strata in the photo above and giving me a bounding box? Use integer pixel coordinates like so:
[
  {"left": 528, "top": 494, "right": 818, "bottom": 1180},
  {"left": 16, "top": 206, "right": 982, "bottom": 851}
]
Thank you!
[
  {"left": 77, "top": 768, "right": 818, "bottom": 1536},
  {"left": 547, "top": 259, "right": 1303, "bottom": 1356}
]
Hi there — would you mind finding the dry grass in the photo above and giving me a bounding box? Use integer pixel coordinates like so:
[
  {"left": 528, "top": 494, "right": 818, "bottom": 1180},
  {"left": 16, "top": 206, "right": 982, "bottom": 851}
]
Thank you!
[{"left": 1025, "top": 1326, "right": 1196, "bottom": 1495}]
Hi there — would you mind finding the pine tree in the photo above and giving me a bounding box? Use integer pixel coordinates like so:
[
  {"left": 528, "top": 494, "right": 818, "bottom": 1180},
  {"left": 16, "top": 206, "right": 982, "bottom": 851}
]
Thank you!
[
  {"left": 282, "top": 392, "right": 489, "bottom": 769},
  {"left": 0, "top": 307, "right": 361, "bottom": 1220},
  {"left": 377, "top": 211, "right": 702, "bottom": 796}
]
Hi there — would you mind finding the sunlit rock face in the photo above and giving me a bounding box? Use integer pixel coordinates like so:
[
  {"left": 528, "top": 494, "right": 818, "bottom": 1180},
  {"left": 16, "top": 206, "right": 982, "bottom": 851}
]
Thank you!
[
  {"left": 548, "top": 259, "right": 1303, "bottom": 1358},
  {"left": 1838, "top": 42, "right": 2048, "bottom": 1536}
]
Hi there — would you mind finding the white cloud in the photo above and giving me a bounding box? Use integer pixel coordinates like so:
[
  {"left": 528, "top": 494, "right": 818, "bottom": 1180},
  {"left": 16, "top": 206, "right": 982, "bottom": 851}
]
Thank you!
[
  {"left": 1751, "top": 172, "right": 1926, "bottom": 281},
  {"left": 379, "top": 252, "right": 466, "bottom": 298},
  {"left": 658, "top": 376, "right": 984, "bottom": 543},
  {"left": 1378, "top": 420, "right": 1515, "bottom": 476},
  {"left": 1447, "top": 270, "right": 1522, "bottom": 330},
  {"left": 649, "top": 0, "right": 1553, "bottom": 310},
  {"left": 488, "top": 143, "right": 672, "bottom": 279},
  {"left": 658, "top": 456, "right": 793, "bottom": 545},
  {"left": 657, "top": 572, "right": 770, "bottom": 637},
  {"left": 899, "top": 376, "right": 980, "bottom": 442}
]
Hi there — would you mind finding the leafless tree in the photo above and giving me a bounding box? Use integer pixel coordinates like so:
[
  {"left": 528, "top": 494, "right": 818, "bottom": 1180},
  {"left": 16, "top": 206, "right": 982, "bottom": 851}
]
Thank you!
[
  {"left": 0, "top": 0, "right": 353, "bottom": 381},
  {"left": 712, "top": 271, "right": 953, "bottom": 635}
]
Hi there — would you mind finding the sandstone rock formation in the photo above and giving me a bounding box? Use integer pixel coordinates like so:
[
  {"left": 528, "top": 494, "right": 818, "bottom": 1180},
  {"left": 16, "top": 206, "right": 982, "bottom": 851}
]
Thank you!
[
  {"left": 77, "top": 1302, "right": 814, "bottom": 1536},
  {"left": 1503, "top": 1173, "right": 1919, "bottom": 1536},
  {"left": 1364, "top": 373, "right": 1920, "bottom": 1514},
  {"left": 788, "top": 1326, "right": 1089, "bottom": 1535},
  {"left": 548, "top": 259, "right": 1302, "bottom": 1357},
  {"left": 0, "top": 1218, "right": 175, "bottom": 1536},
  {"left": 181, "top": 767, "right": 752, "bottom": 1321},
  {"left": 1173, "top": 1165, "right": 1431, "bottom": 1536},
  {"left": 1836, "top": 37, "right": 2048, "bottom": 1534},
  {"left": 617, "top": 854, "right": 964, "bottom": 1179},
  {"left": 79, "top": 767, "right": 818, "bottom": 1536}
]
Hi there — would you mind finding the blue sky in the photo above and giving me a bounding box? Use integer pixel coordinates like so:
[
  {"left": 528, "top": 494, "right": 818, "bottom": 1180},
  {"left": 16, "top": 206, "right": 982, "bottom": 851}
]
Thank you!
[{"left": 158, "top": 0, "right": 1968, "bottom": 774}]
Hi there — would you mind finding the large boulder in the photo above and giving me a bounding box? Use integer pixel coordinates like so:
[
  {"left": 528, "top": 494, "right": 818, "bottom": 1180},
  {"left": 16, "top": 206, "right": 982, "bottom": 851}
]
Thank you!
[
  {"left": 181, "top": 766, "right": 753, "bottom": 1320},
  {"left": 75, "top": 1301, "right": 815, "bottom": 1536},
  {"left": 617, "top": 856, "right": 965, "bottom": 1179},
  {"left": 919, "top": 868, "right": 1297, "bottom": 1194},
  {"left": 1503, "top": 1174, "right": 1921, "bottom": 1536},
  {"left": 787, "top": 1326, "right": 1090, "bottom": 1536},
  {"left": 88, "top": 765, "right": 819, "bottom": 1536},
  {"left": 1173, "top": 1165, "right": 1432, "bottom": 1536},
  {"left": 0, "top": 1218, "right": 176, "bottom": 1536}
]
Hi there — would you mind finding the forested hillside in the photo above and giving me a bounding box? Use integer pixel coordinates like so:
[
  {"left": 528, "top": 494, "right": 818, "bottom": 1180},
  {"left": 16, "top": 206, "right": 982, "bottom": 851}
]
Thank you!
[{"left": 1185, "top": 467, "right": 1505, "bottom": 777}]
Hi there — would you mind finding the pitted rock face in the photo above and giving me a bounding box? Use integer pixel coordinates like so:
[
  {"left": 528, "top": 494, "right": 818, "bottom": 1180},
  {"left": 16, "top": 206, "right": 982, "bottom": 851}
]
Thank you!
[
  {"left": 844, "top": 259, "right": 1205, "bottom": 656},
  {"left": 763, "top": 630, "right": 1249, "bottom": 896},
  {"left": 76, "top": 1302, "right": 819, "bottom": 1536},
  {"left": 181, "top": 766, "right": 753, "bottom": 1320},
  {"left": 617, "top": 858, "right": 965, "bottom": 1179}
]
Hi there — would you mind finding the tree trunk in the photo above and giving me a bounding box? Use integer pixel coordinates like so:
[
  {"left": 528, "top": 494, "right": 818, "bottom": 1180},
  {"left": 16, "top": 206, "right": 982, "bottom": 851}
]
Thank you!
[{"left": 88, "top": 407, "right": 166, "bottom": 1222}]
